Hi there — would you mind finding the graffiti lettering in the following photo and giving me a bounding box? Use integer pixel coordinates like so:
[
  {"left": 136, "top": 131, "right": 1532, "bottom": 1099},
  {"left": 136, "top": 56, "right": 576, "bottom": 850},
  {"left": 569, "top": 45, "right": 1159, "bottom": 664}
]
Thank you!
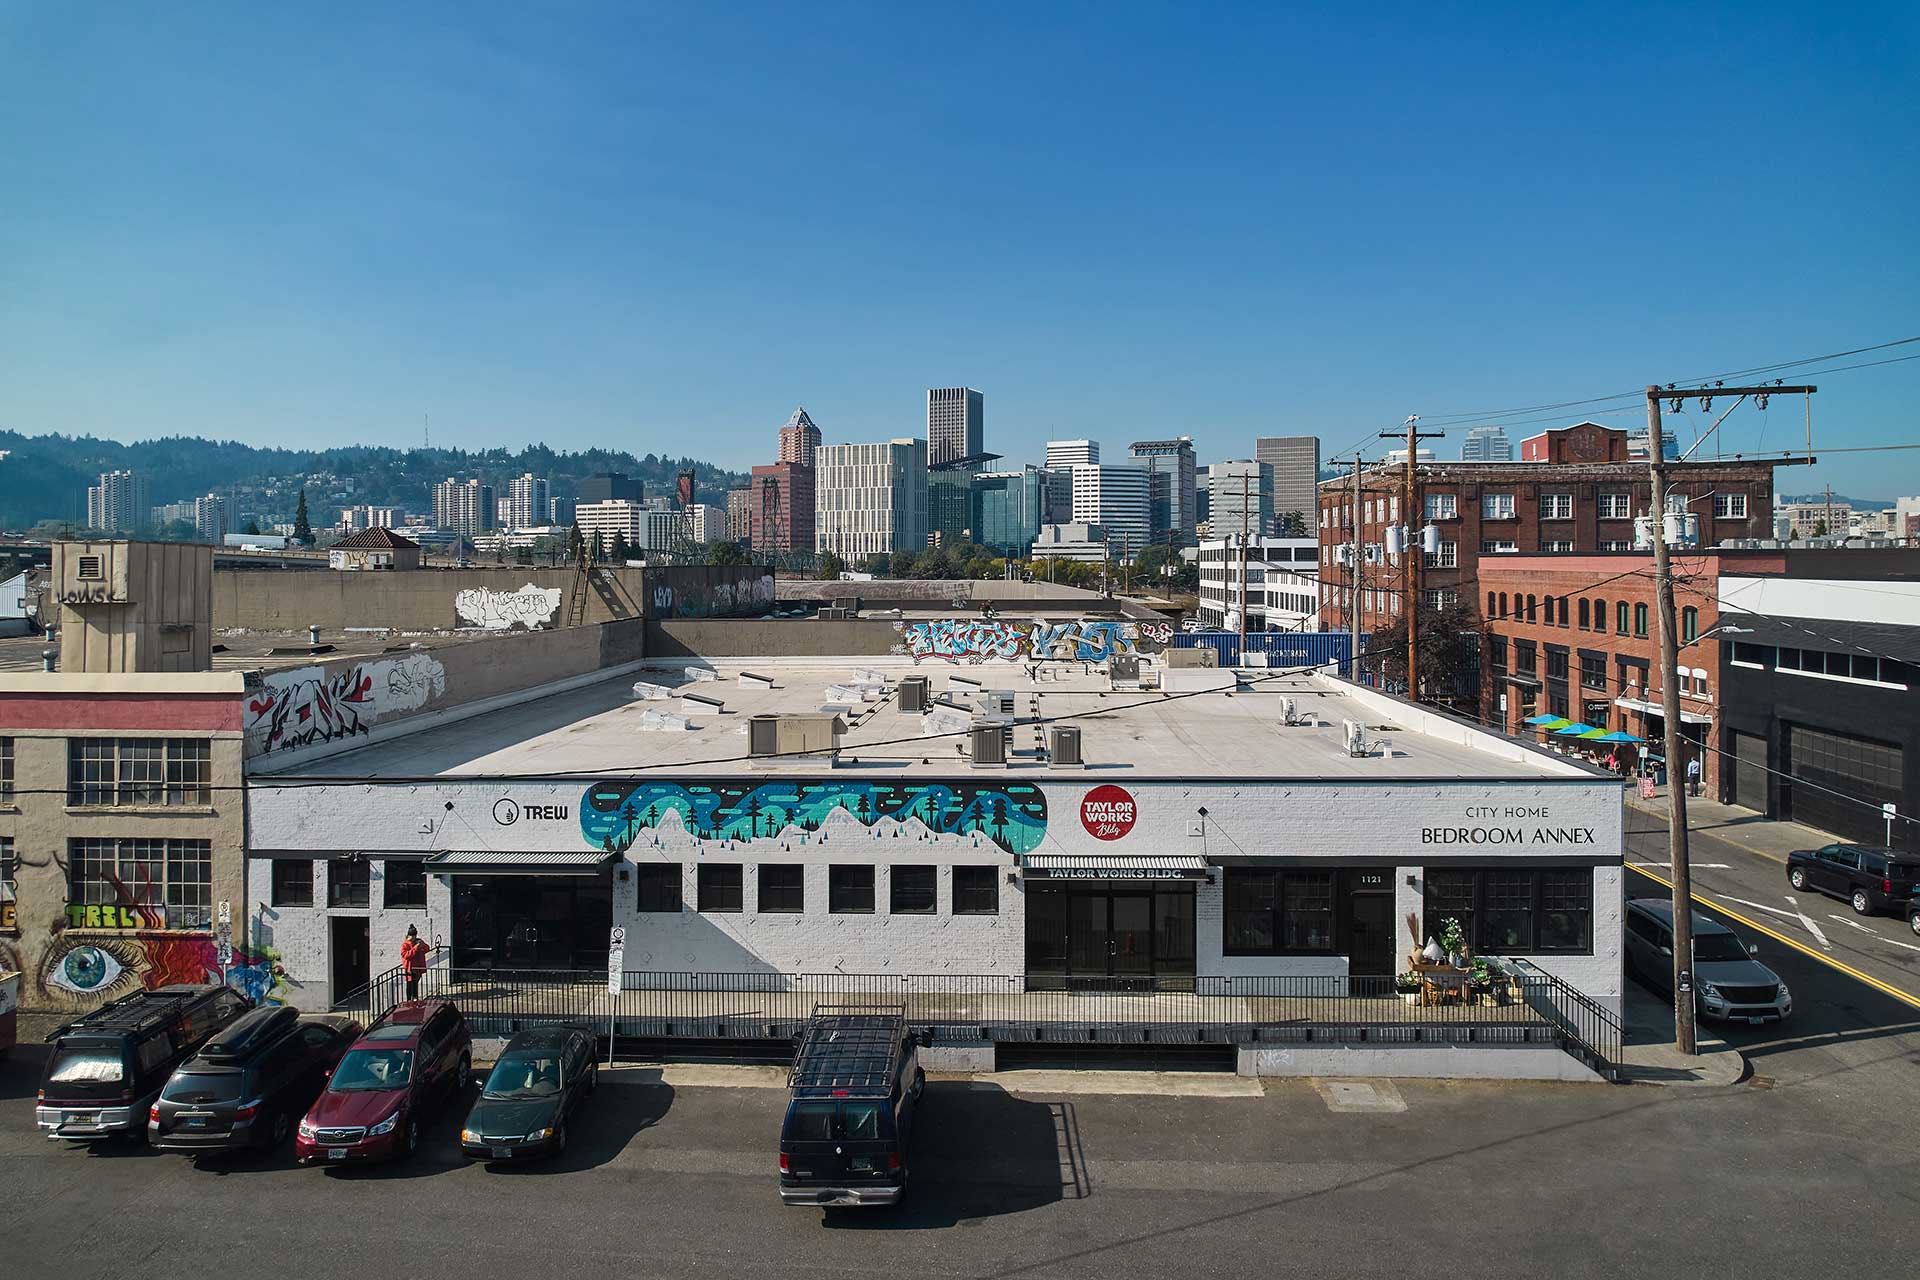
[
  {"left": 245, "top": 652, "right": 447, "bottom": 755},
  {"left": 65, "top": 903, "right": 166, "bottom": 930},
  {"left": 897, "top": 618, "right": 1162, "bottom": 663},
  {"left": 454, "top": 583, "right": 562, "bottom": 630},
  {"left": 57, "top": 585, "right": 119, "bottom": 605}
]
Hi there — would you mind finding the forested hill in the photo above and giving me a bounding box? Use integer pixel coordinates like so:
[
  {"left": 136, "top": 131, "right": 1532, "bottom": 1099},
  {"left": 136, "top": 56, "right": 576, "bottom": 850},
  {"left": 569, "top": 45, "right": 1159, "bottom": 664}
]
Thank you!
[{"left": 0, "top": 429, "right": 750, "bottom": 528}]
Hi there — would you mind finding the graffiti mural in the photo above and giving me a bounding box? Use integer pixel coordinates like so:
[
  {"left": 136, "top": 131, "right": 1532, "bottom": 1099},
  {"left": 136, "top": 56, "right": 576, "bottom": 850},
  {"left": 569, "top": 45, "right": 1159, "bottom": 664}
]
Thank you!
[
  {"left": 36, "top": 931, "right": 289, "bottom": 1012},
  {"left": 455, "top": 582, "right": 562, "bottom": 629},
  {"left": 645, "top": 569, "right": 777, "bottom": 619},
  {"left": 581, "top": 778, "right": 1047, "bottom": 855},
  {"left": 895, "top": 618, "right": 1163, "bottom": 663},
  {"left": 246, "top": 652, "right": 448, "bottom": 755}
]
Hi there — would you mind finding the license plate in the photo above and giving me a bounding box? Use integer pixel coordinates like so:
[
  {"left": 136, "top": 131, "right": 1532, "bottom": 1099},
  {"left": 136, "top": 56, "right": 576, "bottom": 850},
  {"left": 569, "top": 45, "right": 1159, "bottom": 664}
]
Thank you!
[
  {"left": 70, "top": 1114, "right": 97, "bottom": 1127},
  {"left": 850, "top": 1157, "right": 875, "bottom": 1172},
  {"left": 1747, "top": 1016, "right": 1766, "bottom": 1024},
  {"left": 327, "top": 1147, "right": 348, "bottom": 1160},
  {"left": 491, "top": 1146, "right": 512, "bottom": 1159}
]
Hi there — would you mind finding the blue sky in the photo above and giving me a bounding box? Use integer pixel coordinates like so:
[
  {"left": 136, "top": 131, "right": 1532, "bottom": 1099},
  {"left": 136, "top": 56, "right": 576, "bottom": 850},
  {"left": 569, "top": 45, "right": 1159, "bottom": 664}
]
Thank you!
[{"left": 2, "top": 2, "right": 1916, "bottom": 495}]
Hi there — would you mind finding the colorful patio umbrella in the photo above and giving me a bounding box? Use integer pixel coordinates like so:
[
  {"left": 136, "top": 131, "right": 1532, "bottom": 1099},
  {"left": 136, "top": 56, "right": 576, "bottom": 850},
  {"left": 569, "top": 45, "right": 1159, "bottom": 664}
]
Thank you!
[
  {"left": 1522, "top": 714, "right": 1566, "bottom": 726},
  {"left": 1552, "top": 722, "right": 1599, "bottom": 736},
  {"left": 1594, "top": 730, "right": 1644, "bottom": 743},
  {"left": 1575, "top": 728, "right": 1610, "bottom": 740}
]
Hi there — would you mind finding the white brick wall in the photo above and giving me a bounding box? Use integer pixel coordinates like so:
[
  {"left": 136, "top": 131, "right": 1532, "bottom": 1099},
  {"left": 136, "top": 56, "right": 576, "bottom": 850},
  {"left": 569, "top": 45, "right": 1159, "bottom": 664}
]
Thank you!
[{"left": 247, "top": 857, "right": 452, "bottom": 1011}]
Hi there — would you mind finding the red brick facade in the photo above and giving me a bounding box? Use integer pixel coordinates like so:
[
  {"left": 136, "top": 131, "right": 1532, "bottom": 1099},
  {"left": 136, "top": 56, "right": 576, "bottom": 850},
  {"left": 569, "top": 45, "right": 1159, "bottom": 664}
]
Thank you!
[
  {"left": 1476, "top": 550, "right": 1785, "bottom": 788},
  {"left": 749, "top": 462, "right": 815, "bottom": 554},
  {"left": 1315, "top": 423, "right": 1791, "bottom": 642}
]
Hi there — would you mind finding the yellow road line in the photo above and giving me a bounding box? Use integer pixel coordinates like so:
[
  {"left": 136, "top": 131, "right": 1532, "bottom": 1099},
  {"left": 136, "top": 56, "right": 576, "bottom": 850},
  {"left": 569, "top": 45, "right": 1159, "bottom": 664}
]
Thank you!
[{"left": 1628, "top": 864, "right": 1920, "bottom": 1010}]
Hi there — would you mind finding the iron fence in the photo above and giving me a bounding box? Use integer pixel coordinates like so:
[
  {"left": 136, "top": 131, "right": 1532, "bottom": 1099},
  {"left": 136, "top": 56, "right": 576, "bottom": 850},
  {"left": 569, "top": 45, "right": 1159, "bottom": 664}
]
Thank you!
[{"left": 333, "top": 959, "right": 1620, "bottom": 1079}]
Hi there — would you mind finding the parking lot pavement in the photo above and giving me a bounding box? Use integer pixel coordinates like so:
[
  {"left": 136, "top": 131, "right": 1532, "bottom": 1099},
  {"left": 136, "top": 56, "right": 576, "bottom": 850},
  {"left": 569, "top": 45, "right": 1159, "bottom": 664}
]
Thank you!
[{"left": 6, "top": 1019, "right": 1916, "bottom": 1279}]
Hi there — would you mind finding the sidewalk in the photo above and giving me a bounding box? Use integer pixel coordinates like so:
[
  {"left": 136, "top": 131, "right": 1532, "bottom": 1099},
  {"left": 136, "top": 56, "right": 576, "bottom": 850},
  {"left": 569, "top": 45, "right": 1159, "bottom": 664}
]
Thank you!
[
  {"left": 1616, "top": 981, "right": 1747, "bottom": 1087},
  {"left": 1626, "top": 783, "right": 1833, "bottom": 866}
]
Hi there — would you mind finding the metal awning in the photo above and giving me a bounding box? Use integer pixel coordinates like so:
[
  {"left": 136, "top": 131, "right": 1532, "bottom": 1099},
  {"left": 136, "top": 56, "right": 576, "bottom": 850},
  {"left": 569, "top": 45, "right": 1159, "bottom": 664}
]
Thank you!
[
  {"left": 1020, "top": 853, "right": 1210, "bottom": 881},
  {"left": 1505, "top": 674, "right": 1543, "bottom": 688},
  {"left": 1614, "top": 695, "right": 1713, "bottom": 726},
  {"left": 423, "top": 850, "right": 618, "bottom": 877}
]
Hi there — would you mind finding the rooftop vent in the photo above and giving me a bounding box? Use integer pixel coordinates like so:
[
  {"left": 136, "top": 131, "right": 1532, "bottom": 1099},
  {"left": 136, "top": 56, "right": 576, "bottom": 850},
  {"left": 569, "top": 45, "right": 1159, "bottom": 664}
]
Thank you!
[
  {"left": 897, "top": 675, "right": 930, "bottom": 714},
  {"left": 1048, "top": 725, "right": 1083, "bottom": 767},
  {"left": 970, "top": 719, "right": 1008, "bottom": 767}
]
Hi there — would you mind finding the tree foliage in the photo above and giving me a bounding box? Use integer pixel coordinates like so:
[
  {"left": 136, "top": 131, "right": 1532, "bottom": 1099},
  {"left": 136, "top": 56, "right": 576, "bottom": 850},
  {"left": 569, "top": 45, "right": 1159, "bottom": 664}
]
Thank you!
[
  {"left": 292, "top": 488, "right": 314, "bottom": 545},
  {"left": 1364, "top": 602, "right": 1479, "bottom": 702}
]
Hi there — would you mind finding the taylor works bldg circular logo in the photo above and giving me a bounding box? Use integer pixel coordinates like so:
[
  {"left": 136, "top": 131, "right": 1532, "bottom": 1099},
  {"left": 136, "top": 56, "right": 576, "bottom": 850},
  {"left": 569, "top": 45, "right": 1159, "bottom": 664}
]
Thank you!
[
  {"left": 1080, "top": 785, "right": 1137, "bottom": 840},
  {"left": 493, "top": 798, "right": 520, "bottom": 826}
]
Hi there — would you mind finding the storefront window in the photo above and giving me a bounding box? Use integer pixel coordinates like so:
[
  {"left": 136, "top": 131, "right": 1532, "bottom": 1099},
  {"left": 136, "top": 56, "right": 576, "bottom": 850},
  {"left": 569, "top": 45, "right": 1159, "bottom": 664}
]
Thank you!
[
  {"left": 1223, "top": 869, "right": 1336, "bottom": 955},
  {"left": 1424, "top": 868, "right": 1593, "bottom": 954},
  {"left": 384, "top": 860, "right": 426, "bottom": 909}
]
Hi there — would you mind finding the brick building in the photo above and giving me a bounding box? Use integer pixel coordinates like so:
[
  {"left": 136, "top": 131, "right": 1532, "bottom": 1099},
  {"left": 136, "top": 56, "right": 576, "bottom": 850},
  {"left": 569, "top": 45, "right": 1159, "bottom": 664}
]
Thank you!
[
  {"left": 1316, "top": 422, "right": 1795, "bottom": 642},
  {"left": 749, "top": 461, "right": 815, "bottom": 554},
  {"left": 1477, "top": 549, "right": 1785, "bottom": 791}
]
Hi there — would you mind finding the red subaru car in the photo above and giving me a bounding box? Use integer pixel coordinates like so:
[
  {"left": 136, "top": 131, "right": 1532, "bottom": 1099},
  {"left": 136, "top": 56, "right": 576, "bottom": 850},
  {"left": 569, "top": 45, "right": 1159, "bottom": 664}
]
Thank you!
[{"left": 295, "top": 998, "right": 470, "bottom": 1166}]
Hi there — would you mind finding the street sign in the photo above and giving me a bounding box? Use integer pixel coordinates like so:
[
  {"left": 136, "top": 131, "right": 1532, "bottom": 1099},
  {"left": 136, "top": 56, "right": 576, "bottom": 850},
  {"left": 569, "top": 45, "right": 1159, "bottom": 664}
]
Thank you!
[
  {"left": 217, "top": 900, "right": 232, "bottom": 926},
  {"left": 217, "top": 941, "right": 234, "bottom": 968},
  {"left": 606, "top": 926, "right": 626, "bottom": 996}
]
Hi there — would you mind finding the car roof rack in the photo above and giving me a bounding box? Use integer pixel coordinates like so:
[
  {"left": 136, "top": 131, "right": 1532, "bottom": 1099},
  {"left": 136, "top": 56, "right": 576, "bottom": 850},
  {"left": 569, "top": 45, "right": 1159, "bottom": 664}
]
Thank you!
[
  {"left": 787, "top": 1004, "right": 907, "bottom": 1098},
  {"left": 45, "top": 984, "right": 221, "bottom": 1044}
]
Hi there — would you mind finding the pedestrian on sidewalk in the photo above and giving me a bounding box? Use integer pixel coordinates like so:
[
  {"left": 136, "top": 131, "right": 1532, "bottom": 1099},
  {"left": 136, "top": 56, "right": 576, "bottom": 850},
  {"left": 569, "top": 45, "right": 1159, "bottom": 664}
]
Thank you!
[
  {"left": 400, "top": 924, "right": 428, "bottom": 1000},
  {"left": 1686, "top": 754, "right": 1702, "bottom": 798},
  {"left": 1605, "top": 750, "right": 1619, "bottom": 775}
]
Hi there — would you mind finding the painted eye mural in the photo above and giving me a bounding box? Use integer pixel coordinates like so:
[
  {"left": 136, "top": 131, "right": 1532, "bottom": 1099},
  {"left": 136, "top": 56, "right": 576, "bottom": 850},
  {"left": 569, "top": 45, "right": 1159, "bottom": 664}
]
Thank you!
[{"left": 43, "top": 937, "right": 141, "bottom": 998}]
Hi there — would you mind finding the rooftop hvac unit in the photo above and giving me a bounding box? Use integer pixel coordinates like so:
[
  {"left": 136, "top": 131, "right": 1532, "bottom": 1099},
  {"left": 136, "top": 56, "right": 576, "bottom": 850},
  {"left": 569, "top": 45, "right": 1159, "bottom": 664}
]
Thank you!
[
  {"left": 749, "top": 714, "right": 780, "bottom": 756},
  {"left": 1343, "top": 718, "right": 1368, "bottom": 758},
  {"left": 1049, "top": 725, "right": 1083, "bottom": 766},
  {"left": 970, "top": 720, "right": 1007, "bottom": 766},
  {"left": 898, "top": 675, "right": 930, "bottom": 713},
  {"left": 1280, "top": 696, "right": 1297, "bottom": 725}
]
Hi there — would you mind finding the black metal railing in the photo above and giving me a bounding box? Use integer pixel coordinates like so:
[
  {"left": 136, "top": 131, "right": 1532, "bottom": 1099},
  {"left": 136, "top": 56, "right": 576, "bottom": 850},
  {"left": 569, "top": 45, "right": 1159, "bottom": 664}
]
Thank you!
[{"left": 334, "top": 964, "right": 1620, "bottom": 1077}]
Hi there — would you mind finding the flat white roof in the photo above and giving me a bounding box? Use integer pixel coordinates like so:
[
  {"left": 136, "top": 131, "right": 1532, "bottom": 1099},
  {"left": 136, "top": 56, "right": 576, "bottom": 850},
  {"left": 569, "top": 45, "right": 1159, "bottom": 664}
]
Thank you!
[{"left": 280, "top": 660, "right": 1598, "bottom": 783}]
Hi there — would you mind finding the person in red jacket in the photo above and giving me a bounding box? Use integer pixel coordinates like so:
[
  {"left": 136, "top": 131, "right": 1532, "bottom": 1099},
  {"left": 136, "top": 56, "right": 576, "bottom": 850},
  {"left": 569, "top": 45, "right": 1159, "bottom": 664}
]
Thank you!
[{"left": 400, "top": 925, "right": 429, "bottom": 1000}]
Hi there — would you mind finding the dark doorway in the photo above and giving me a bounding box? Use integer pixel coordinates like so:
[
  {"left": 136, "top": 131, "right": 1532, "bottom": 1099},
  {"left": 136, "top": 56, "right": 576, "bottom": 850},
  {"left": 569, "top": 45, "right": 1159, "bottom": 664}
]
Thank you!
[
  {"left": 452, "top": 875, "right": 614, "bottom": 974},
  {"left": 1340, "top": 870, "right": 1396, "bottom": 976},
  {"left": 1026, "top": 883, "right": 1196, "bottom": 991},
  {"left": 330, "top": 917, "right": 369, "bottom": 1004},
  {"left": 1732, "top": 730, "right": 1768, "bottom": 811}
]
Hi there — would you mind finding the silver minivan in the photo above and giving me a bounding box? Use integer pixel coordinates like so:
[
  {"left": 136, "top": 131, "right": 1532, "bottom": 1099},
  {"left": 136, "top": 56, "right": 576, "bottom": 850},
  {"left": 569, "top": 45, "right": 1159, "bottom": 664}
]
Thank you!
[{"left": 1624, "top": 898, "right": 1792, "bottom": 1023}]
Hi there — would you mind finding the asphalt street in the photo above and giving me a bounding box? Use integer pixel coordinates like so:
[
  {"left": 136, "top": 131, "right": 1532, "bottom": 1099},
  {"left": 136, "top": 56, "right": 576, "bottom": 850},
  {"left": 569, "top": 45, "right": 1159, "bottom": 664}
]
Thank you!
[
  {"left": 1623, "top": 802, "right": 1920, "bottom": 1008},
  {"left": 9, "top": 976, "right": 1920, "bottom": 1280}
]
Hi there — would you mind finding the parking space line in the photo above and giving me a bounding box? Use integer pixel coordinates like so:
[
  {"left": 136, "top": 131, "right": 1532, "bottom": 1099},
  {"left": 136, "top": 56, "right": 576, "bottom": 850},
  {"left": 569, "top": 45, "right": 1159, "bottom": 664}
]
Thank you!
[
  {"left": 1823, "top": 914, "right": 1920, "bottom": 953},
  {"left": 1628, "top": 864, "right": 1920, "bottom": 1011}
]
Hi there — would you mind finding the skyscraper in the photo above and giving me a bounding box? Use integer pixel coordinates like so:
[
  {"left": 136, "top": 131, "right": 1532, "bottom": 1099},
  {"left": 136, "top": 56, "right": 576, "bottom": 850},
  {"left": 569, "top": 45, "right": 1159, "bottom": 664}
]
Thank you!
[
  {"left": 815, "top": 439, "right": 928, "bottom": 559},
  {"left": 191, "top": 494, "right": 227, "bottom": 543},
  {"left": 86, "top": 470, "right": 149, "bottom": 533},
  {"left": 926, "top": 388, "right": 984, "bottom": 466},
  {"left": 1069, "top": 465, "right": 1153, "bottom": 555},
  {"left": 749, "top": 463, "right": 815, "bottom": 554},
  {"left": 431, "top": 477, "right": 494, "bottom": 537},
  {"left": 1129, "top": 437, "right": 1197, "bottom": 548},
  {"left": 506, "top": 473, "right": 549, "bottom": 528},
  {"left": 1046, "top": 439, "right": 1099, "bottom": 470},
  {"left": 1209, "top": 460, "right": 1275, "bottom": 539},
  {"left": 1253, "top": 436, "right": 1320, "bottom": 531},
  {"left": 930, "top": 453, "right": 999, "bottom": 549},
  {"left": 1461, "top": 426, "right": 1514, "bottom": 462},
  {"left": 778, "top": 406, "right": 822, "bottom": 466},
  {"left": 972, "top": 467, "right": 1051, "bottom": 557},
  {"left": 576, "top": 472, "right": 643, "bottom": 505}
]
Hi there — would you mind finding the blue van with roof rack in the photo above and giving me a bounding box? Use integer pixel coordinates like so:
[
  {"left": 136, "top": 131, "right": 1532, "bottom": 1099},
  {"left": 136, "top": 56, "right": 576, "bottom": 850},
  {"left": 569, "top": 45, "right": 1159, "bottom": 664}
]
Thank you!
[{"left": 778, "top": 1005, "right": 926, "bottom": 1207}]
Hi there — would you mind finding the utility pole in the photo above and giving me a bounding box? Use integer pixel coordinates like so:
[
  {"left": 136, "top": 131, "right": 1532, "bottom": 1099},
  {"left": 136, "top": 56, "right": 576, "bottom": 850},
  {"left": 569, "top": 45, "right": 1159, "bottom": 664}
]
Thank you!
[
  {"left": 1380, "top": 416, "right": 1444, "bottom": 699},
  {"left": 1238, "top": 471, "right": 1250, "bottom": 655},
  {"left": 1349, "top": 456, "right": 1363, "bottom": 682},
  {"left": 1646, "top": 380, "right": 1816, "bottom": 1055}
]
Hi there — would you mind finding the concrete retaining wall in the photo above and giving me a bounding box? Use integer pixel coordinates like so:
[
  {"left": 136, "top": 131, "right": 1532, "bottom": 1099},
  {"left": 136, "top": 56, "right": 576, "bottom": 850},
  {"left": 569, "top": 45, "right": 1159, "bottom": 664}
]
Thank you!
[{"left": 1236, "top": 1043, "right": 1604, "bottom": 1082}]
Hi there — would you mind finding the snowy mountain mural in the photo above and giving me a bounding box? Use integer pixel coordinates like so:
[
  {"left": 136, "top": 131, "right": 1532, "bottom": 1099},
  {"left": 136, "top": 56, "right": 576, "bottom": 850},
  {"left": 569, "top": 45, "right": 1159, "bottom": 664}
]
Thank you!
[{"left": 580, "top": 779, "right": 1047, "bottom": 855}]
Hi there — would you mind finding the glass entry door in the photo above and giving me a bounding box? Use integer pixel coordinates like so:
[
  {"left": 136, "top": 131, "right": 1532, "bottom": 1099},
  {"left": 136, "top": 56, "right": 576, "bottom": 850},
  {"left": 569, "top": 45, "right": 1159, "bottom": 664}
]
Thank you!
[
  {"left": 1026, "top": 884, "right": 1195, "bottom": 990},
  {"left": 1109, "top": 895, "right": 1152, "bottom": 977}
]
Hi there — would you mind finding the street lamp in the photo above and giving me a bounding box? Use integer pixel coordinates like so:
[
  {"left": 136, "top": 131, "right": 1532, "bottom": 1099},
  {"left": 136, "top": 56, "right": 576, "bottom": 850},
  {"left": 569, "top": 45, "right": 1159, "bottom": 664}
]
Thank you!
[{"left": 1678, "top": 622, "right": 1751, "bottom": 652}]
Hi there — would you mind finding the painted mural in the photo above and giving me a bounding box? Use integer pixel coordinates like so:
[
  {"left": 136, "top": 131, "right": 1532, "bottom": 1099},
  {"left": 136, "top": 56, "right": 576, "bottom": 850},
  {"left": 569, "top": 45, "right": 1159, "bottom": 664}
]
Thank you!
[
  {"left": 245, "top": 651, "right": 448, "bottom": 755},
  {"left": 580, "top": 778, "right": 1047, "bottom": 855},
  {"left": 455, "top": 582, "right": 562, "bottom": 630},
  {"left": 35, "top": 931, "right": 289, "bottom": 1012},
  {"left": 895, "top": 618, "right": 1164, "bottom": 664}
]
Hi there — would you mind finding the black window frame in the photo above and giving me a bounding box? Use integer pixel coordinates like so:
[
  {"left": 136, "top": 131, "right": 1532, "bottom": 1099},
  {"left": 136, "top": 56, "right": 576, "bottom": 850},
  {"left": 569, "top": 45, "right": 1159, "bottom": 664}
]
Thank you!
[
  {"left": 1423, "top": 867, "right": 1593, "bottom": 955},
  {"left": 1545, "top": 648, "right": 1569, "bottom": 681},
  {"left": 635, "top": 864, "right": 683, "bottom": 913},
  {"left": 952, "top": 865, "right": 999, "bottom": 915},
  {"left": 889, "top": 865, "right": 937, "bottom": 914},
  {"left": 1222, "top": 868, "right": 1337, "bottom": 956},
  {"left": 271, "top": 859, "right": 314, "bottom": 908},
  {"left": 328, "top": 857, "right": 371, "bottom": 909},
  {"left": 1580, "top": 653, "right": 1607, "bottom": 690},
  {"left": 384, "top": 859, "right": 427, "bottom": 910},
  {"left": 758, "top": 863, "right": 805, "bottom": 914},
  {"left": 698, "top": 863, "right": 743, "bottom": 913},
  {"left": 829, "top": 865, "right": 875, "bottom": 914}
]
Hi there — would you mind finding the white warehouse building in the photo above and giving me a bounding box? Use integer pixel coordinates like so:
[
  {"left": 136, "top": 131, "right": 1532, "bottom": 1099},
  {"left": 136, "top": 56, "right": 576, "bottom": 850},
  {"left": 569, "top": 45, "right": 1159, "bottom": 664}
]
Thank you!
[{"left": 246, "top": 656, "right": 1627, "bottom": 1068}]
